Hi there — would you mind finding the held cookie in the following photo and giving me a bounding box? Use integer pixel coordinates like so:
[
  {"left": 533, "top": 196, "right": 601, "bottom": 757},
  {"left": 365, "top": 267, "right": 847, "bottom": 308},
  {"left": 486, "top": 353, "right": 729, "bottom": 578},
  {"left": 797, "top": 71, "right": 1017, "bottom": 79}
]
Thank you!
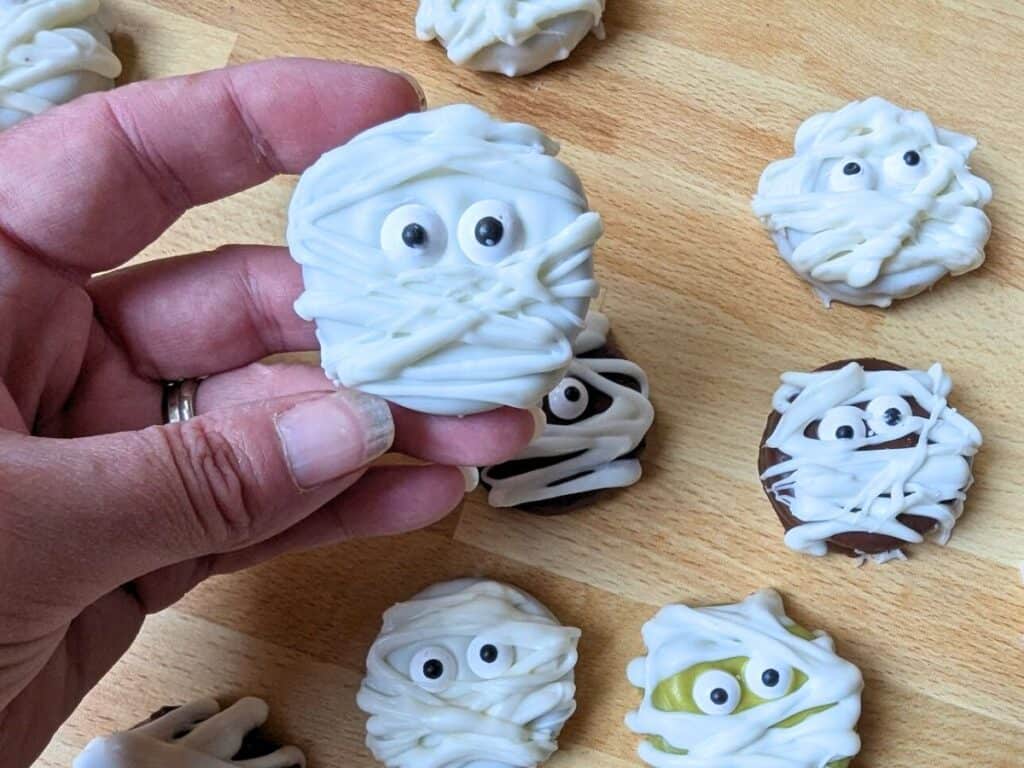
[
  {"left": 759, "top": 359, "right": 982, "bottom": 561},
  {"left": 752, "top": 97, "right": 992, "bottom": 307},
  {"left": 73, "top": 698, "right": 304, "bottom": 768},
  {"left": 416, "top": 0, "right": 605, "bottom": 77},
  {"left": 481, "top": 310, "right": 654, "bottom": 512},
  {"left": 0, "top": 0, "right": 122, "bottom": 130},
  {"left": 626, "top": 590, "right": 863, "bottom": 768},
  {"left": 357, "top": 578, "right": 580, "bottom": 768},
  {"left": 287, "top": 104, "right": 602, "bottom": 416}
]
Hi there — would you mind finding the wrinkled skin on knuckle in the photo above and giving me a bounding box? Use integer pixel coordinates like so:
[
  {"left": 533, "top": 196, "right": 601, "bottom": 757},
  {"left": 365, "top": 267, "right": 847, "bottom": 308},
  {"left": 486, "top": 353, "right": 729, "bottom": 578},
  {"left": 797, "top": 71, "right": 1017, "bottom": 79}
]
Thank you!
[{"left": 153, "top": 420, "right": 260, "bottom": 550}]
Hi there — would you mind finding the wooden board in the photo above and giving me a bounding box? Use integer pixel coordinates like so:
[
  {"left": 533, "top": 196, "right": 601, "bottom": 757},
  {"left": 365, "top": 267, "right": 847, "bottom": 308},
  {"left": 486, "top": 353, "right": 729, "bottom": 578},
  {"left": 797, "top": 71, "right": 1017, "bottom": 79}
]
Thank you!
[{"left": 36, "top": 1, "right": 1024, "bottom": 766}]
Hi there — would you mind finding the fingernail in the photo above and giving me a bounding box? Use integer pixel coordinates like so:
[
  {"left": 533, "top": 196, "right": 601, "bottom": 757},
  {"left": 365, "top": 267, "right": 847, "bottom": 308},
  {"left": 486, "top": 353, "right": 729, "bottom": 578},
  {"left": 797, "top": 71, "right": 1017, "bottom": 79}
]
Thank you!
[
  {"left": 529, "top": 407, "right": 547, "bottom": 442},
  {"left": 458, "top": 466, "right": 480, "bottom": 493},
  {"left": 276, "top": 391, "right": 394, "bottom": 489},
  {"left": 388, "top": 68, "right": 427, "bottom": 110}
]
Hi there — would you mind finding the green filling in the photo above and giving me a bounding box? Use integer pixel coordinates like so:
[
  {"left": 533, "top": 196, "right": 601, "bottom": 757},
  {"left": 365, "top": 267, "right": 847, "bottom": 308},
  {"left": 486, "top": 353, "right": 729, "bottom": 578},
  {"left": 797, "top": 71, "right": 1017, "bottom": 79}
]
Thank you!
[
  {"left": 784, "top": 620, "right": 816, "bottom": 641},
  {"left": 652, "top": 657, "right": 807, "bottom": 715},
  {"left": 772, "top": 702, "right": 837, "bottom": 729},
  {"left": 827, "top": 760, "right": 851, "bottom": 768},
  {"left": 647, "top": 735, "right": 688, "bottom": 755}
]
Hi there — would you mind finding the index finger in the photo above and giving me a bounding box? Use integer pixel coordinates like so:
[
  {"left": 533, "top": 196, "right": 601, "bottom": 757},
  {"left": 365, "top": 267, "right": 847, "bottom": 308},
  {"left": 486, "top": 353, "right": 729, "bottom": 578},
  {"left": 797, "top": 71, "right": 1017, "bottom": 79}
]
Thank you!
[{"left": 0, "top": 57, "right": 423, "bottom": 275}]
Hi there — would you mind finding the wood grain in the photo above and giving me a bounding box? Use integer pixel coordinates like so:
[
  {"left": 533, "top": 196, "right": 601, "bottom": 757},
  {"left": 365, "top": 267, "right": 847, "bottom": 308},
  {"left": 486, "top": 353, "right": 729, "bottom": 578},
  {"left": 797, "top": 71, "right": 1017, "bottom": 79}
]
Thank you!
[{"left": 35, "top": 1, "right": 1024, "bottom": 766}]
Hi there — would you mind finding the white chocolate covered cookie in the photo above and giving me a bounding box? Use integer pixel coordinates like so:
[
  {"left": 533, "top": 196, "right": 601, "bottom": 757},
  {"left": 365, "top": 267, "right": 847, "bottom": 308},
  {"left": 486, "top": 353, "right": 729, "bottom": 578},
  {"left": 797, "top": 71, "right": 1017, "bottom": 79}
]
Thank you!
[
  {"left": 73, "top": 697, "right": 305, "bottom": 768},
  {"left": 482, "top": 310, "right": 654, "bottom": 509},
  {"left": 357, "top": 578, "right": 581, "bottom": 768},
  {"left": 626, "top": 590, "right": 863, "bottom": 768},
  {"left": 415, "top": 0, "right": 605, "bottom": 77},
  {"left": 752, "top": 97, "right": 992, "bottom": 307},
  {"left": 288, "top": 104, "right": 602, "bottom": 416},
  {"left": 0, "top": 0, "right": 121, "bottom": 130},
  {"left": 759, "top": 359, "right": 982, "bottom": 561}
]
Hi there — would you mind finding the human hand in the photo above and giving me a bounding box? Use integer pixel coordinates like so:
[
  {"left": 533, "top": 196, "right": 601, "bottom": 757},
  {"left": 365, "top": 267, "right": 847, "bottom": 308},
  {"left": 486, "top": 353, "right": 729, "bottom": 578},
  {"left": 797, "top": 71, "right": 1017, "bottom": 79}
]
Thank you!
[
  {"left": 0, "top": 58, "right": 540, "bottom": 767},
  {"left": 73, "top": 697, "right": 304, "bottom": 768}
]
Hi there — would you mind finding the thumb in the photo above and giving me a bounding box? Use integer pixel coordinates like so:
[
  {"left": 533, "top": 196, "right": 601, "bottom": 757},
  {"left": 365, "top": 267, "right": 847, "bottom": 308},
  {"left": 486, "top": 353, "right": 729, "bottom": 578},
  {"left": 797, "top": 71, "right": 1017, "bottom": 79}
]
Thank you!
[{"left": 0, "top": 389, "right": 393, "bottom": 605}]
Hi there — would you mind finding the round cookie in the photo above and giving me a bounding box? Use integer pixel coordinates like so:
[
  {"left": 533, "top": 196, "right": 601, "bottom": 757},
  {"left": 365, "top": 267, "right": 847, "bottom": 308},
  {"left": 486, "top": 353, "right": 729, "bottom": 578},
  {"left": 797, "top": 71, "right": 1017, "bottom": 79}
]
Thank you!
[
  {"left": 357, "top": 578, "right": 581, "bottom": 768},
  {"left": 759, "top": 359, "right": 982, "bottom": 561},
  {"left": 73, "top": 698, "right": 304, "bottom": 768},
  {"left": 751, "top": 96, "right": 992, "bottom": 308},
  {"left": 0, "top": 0, "right": 122, "bottom": 130},
  {"left": 287, "top": 103, "right": 602, "bottom": 416},
  {"left": 481, "top": 310, "right": 654, "bottom": 512},
  {"left": 626, "top": 589, "right": 863, "bottom": 768},
  {"left": 415, "top": 0, "right": 605, "bottom": 77}
]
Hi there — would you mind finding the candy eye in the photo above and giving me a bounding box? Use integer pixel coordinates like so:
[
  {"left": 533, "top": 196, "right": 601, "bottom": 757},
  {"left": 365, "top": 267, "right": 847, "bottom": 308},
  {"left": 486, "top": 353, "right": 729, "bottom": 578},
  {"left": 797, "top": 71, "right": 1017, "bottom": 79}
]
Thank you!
[
  {"left": 381, "top": 205, "right": 446, "bottom": 265},
  {"left": 458, "top": 200, "right": 520, "bottom": 265},
  {"left": 744, "top": 658, "right": 793, "bottom": 700},
  {"left": 866, "top": 395, "right": 912, "bottom": 435},
  {"left": 883, "top": 148, "right": 928, "bottom": 185},
  {"left": 828, "top": 157, "right": 876, "bottom": 192},
  {"left": 409, "top": 646, "right": 458, "bottom": 692},
  {"left": 817, "top": 406, "right": 866, "bottom": 442},
  {"left": 693, "top": 669, "right": 740, "bottom": 716},
  {"left": 547, "top": 377, "right": 589, "bottom": 421},
  {"left": 467, "top": 636, "right": 515, "bottom": 678}
]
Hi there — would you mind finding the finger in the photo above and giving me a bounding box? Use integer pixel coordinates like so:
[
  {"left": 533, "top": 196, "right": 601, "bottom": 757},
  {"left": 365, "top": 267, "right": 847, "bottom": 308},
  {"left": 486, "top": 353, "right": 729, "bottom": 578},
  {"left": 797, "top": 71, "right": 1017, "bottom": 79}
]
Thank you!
[
  {"left": 88, "top": 245, "right": 313, "bottom": 380},
  {"left": 0, "top": 58, "right": 422, "bottom": 274},
  {"left": 211, "top": 465, "right": 466, "bottom": 575},
  {"left": 0, "top": 390, "right": 393, "bottom": 607},
  {"left": 239, "top": 746, "right": 307, "bottom": 768},
  {"left": 179, "top": 697, "right": 268, "bottom": 758},
  {"left": 135, "top": 699, "right": 222, "bottom": 740}
]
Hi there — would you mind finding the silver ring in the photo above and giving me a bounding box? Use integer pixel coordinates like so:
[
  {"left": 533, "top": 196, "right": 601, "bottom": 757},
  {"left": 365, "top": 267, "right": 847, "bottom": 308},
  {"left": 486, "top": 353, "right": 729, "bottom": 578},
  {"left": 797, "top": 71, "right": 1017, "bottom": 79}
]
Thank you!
[{"left": 163, "top": 378, "right": 202, "bottom": 424}]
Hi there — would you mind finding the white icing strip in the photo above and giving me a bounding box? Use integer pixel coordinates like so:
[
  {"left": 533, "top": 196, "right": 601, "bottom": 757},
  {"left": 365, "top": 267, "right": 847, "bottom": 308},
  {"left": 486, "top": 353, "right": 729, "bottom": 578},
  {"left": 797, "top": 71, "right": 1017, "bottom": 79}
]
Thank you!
[
  {"left": 762, "top": 362, "right": 982, "bottom": 557},
  {"left": 73, "top": 697, "right": 305, "bottom": 768},
  {"left": 288, "top": 104, "right": 601, "bottom": 416},
  {"left": 626, "top": 590, "right": 863, "bottom": 767},
  {"left": 358, "top": 579, "right": 580, "bottom": 768},
  {"left": 482, "top": 310, "right": 655, "bottom": 507},
  {"left": 0, "top": 0, "right": 121, "bottom": 128},
  {"left": 752, "top": 97, "right": 992, "bottom": 307},
  {"left": 416, "top": 0, "right": 605, "bottom": 76}
]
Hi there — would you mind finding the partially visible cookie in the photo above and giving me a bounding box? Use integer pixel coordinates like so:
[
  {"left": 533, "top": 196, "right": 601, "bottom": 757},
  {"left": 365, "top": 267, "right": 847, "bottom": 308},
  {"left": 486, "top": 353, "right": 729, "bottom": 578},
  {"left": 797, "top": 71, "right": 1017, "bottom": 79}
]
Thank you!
[
  {"left": 752, "top": 97, "right": 992, "bottom": 307},
  {"left": 415, "top": 0, "right": 605, "bottom": 77},
  {"left": 626, "top": 590, "right": 863, "bottom": 767},
  {"left": 759, "top": 359, "right": 982, "bottom": 561},
  {"left": 481, "top": 311, "right": 654, "bottom": 513}
]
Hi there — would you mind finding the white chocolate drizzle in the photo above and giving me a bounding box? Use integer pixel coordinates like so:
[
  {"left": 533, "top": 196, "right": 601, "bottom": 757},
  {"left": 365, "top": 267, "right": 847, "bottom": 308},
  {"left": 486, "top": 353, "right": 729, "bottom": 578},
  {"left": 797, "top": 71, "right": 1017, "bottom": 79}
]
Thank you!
[
  {"left": 73, "top": 697, "right": 305, "bottom": 768},
  {"left": 357, "top": 578, "right": 580, "bottom": 768},
  {"left": 415, "top": 0, "right": 605, "bottom": 77},
  {"left": 752, "top": 97, "right": 992, "bottom": 307},
  {"left": 288, "top": 104, "right": 601, "bottom": 416},
  {"left": 482, "top": 310, "right": 654, "bottom": 507},
  {"left": 762, "top": 361, "right": 982, "bottom": 557},
  {"left": 626, "top": 590, "right": 863, "bottom": 767},
  {"left": 0, "top": 0, "right": 121, "bottom": 130}
]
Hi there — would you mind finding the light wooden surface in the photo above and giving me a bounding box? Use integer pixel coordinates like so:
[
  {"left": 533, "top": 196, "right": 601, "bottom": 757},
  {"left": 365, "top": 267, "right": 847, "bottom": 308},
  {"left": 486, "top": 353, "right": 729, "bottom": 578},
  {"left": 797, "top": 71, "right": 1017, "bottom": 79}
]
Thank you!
[{"left": 37, "top": 1, "right": 1024, "bottom": 766}]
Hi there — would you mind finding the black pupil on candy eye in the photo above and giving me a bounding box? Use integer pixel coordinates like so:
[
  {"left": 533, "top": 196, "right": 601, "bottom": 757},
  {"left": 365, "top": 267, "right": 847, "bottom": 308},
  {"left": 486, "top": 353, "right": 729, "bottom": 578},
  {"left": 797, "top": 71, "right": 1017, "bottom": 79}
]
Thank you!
[
  {"left": 422, "top": 659, "right": 444, "bottom": 679},
  {"left": 884, "top": 407, "right": 903, "bottom": 426},
  {"left": 843, "top": 161, "right": 861, "bottom": 176},
  {"left": 762, "top": 669, "right": 781, "bottom": 687},
  {"left": 564, "top": 386, "right": 582, "bottom": 403},
  {"left": 710, "top": 688, "right": 729, "bottom": 706},
  {"left": 479, "top": 644, "right": 499, "bottom": 663},
  {"left": 835, "top": 425, "right": 855, "bottom": 439},
  {"left": 475, "top": 217, "right": 504, "bottom": 247},
  {"left": 402, "top": 223, "right": 428, "bottom": 248},
  {"left": 903, "top": 150, "right": 921, "bottom": 166}
]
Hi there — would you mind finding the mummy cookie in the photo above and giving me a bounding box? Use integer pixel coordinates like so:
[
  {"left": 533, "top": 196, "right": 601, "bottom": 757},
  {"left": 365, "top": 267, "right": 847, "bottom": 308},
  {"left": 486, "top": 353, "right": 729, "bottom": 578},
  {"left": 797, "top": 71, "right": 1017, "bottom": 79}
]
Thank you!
[
  {"left": 752, "top": 97, "right": 992, "bottom": 307},
  {"left": 73, "top": 697, "right": 304, "bottom": 768},
  {"left": 482, "top": 310, "right": 654, "bottom": 511},
  {"left": 626, "top": 590, "right": 863, "bottom": 768},
  {"left": 759, "top": 359, "right": 982, "bottom": 561},
  {"left": 0, "top": 0, "right": 121, "bottom": 130},
  {"left": 288, "top": 104, "right": 602, "bottom": 416},
  {"left": 357, "top": 578, "right": 581, "bottom": 768},
  {"left": 415, "top": 0, "right": 605, "bottom": 77}
]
